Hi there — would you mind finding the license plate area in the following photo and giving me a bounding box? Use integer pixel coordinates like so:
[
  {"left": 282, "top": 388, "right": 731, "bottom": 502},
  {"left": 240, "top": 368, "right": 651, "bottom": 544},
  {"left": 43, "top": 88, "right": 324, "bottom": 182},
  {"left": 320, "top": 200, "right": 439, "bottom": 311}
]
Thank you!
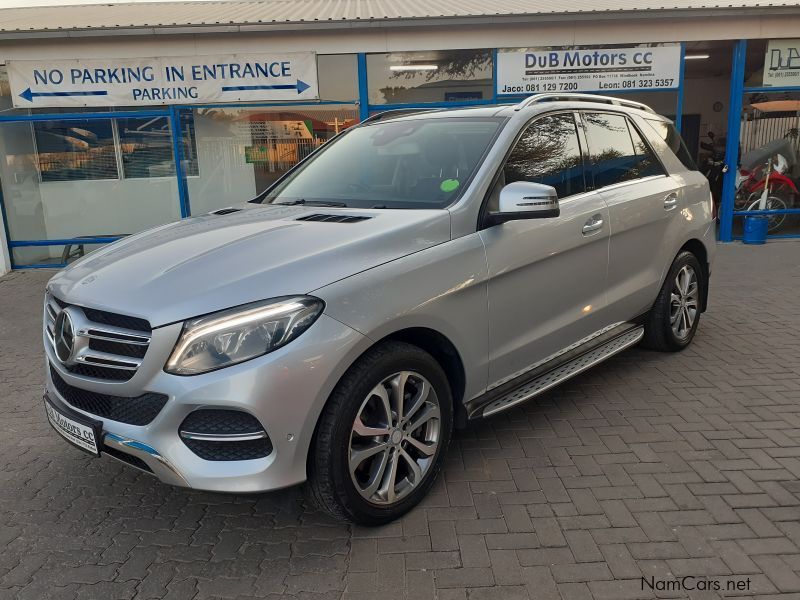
[{"left": 44, "top": 394, "right": 102, "bottom": 457}]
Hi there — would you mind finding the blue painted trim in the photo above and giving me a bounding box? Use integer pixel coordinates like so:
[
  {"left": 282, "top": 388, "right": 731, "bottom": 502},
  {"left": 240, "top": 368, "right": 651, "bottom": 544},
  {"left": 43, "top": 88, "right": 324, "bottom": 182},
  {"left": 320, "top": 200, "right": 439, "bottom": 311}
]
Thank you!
[
  {"left": 0, "top": 110, "right": 169, "bottom": 123},
  {"left": 742, "top": 86, "right": 800, "bottom": 93},
  {"left": 14, "top": 263, "right": 66, "bottom": 269},
  {"left": 173, "top": 100, "right": 357, "bottom": 110},
  {"left": 357, "top": 53, "right": 369, "bottom": 121},
  {"left": 675, "top": 43, "right": 686, "bottom": 133},
  {"left": 169, "top": 106, "right": 191, "bottom": 218},
  {"left": 719, "top": 39, "right": 747, "bottom": 243},
  {"left": 733, "top": 208, "right": 800, "bottom": 216},
  {"left": 10, "top": 237, "right": 122, "bottom": 246},
  {"left": 370, "top": 99, "right": 496, "bottom": 111}
]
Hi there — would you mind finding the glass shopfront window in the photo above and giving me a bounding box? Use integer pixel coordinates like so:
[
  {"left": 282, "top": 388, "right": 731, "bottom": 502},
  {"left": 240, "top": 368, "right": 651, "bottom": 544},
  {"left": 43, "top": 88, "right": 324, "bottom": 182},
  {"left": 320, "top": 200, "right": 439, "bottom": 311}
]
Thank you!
[
  {"left": 0, "top": 118, "right": 181, "bottom": 266},
  {"left": 367, "top": 49, "right": 493, "bottom": 105},
  {"left": 185, "top": 104, "right": 360, "bottom": 215}
]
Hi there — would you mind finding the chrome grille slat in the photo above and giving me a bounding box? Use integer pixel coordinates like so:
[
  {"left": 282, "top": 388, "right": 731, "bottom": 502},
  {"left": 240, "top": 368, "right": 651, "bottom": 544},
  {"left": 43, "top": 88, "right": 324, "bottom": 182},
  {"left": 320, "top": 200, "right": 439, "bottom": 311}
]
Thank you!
[
  {"left": 75, "top": 351, "right": 142, "bottom": 370},
  {"left": 78, "top": 326, "right": 150, "bottom": 345}
]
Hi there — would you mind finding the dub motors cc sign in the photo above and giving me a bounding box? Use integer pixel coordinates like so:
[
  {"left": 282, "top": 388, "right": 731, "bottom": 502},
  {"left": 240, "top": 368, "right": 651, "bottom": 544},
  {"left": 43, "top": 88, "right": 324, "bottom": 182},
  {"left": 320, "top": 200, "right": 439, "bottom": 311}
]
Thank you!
[
  {"left": 7, "top": 52, "right": 319, "bottom": 108},
  {"left": 497, "top": 45, "right": 681, "bottom": 95}
]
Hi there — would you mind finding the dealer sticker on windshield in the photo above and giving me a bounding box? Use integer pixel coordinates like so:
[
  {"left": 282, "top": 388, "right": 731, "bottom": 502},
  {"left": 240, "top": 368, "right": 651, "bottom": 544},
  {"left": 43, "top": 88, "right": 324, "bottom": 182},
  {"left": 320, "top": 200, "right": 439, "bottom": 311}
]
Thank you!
[{"left": 44, "top": 397, "right": 100, "bottom": 456}]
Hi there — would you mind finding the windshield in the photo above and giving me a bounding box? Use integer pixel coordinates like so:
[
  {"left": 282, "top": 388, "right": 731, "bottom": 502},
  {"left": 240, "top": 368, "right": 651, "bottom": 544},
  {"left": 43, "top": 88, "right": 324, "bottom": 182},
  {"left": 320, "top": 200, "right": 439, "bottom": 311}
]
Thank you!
[{"left": 260, "top": 117, "right": 504, "bottom": 209}]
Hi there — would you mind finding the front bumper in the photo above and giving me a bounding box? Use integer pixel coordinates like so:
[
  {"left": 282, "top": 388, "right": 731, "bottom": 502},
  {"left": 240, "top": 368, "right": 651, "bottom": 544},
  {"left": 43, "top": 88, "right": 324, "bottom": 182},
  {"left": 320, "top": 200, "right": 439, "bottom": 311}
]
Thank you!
[{"left": 44, "top": 313, "right": 369, "bottom": 493}]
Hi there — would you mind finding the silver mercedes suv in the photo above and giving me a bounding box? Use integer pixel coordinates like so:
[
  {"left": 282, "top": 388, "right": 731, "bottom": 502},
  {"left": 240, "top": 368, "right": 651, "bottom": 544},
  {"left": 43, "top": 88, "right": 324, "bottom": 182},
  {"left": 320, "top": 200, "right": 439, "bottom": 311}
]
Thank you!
[{"left": 43, "top": 94, "right": 715, "bottom": 524}]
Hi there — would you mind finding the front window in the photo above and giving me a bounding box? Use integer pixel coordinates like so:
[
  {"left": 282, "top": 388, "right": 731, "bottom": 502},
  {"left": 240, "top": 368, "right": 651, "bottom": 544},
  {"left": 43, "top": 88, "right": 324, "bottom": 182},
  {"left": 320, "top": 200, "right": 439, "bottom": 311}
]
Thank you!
[{"left": 260, "top": 117, "right": 504, "bottom": 209}]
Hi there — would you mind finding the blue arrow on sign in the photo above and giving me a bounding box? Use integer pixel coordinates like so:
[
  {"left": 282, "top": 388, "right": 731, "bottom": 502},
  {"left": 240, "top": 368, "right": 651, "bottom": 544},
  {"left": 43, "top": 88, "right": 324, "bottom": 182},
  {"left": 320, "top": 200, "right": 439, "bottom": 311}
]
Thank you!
[
  {"left": 19, "top": 87, "right": 109, "bottom": 102},
  {"left": 221, "top": 80, "right": 311, "bottom": 94}
]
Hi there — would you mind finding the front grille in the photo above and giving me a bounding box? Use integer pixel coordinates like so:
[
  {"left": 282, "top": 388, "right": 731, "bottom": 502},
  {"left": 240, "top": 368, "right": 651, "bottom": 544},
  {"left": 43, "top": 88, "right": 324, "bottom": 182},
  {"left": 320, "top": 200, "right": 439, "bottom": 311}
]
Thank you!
[
  {"left": 49, "top": 365, "right": 167, "bottom": 426},
  {"left": 44, "top": 294, "right": 151, "bottom": 382},
  {"left": 102, "top": 445, "right": 153, "bottom": 473},
  {"left": 89, "top": 338, "right": 148, "bottom": 359},
  {"left": 182, "top": 438, "right": 273, "bottom": 461},
  {"left": 81, "top": 307, "right": 151, "bottom": 333},
  {"left": 179, "top": 409, "right": 272, "bottom": 461}
]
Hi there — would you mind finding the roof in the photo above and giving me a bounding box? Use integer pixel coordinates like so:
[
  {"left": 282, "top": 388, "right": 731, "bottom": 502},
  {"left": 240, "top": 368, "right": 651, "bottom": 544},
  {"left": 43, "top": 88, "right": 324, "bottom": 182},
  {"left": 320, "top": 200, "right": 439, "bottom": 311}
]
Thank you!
[{"left": 0, "top": 0, "right": 798, "bottom": 35}]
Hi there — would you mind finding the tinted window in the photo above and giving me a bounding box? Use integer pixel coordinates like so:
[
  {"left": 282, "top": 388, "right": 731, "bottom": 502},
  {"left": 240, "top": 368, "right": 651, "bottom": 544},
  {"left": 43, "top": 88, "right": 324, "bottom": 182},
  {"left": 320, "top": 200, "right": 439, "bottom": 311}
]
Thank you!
[
  {"left": 583, "top": 112, "right": 662, "bottom": 188},
  {"left": 628, "top": 123, "right": 665, "bottom": 179},
  {"left": 645, "top": 118, "right": 698, "bottom": 171},
  {"left": 263, "top": 117, "right": 502, "bottom": 209},
  {"left": 504, "top": 113, "right": 586, "bottom": 198}
]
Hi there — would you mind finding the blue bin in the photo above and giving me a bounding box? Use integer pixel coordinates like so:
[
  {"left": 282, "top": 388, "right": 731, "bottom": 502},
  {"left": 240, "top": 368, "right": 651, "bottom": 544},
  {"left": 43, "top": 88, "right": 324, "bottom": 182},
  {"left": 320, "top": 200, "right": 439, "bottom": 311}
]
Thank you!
[{"left": 743, "top": 215, "right": 769, "bottom": 245}]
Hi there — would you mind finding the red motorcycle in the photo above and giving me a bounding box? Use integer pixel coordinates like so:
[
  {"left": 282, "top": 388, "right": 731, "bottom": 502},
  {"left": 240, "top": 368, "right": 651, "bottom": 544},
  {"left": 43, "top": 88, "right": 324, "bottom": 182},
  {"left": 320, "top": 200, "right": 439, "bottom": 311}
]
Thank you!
[{"left": 735, "top": 140, "right": 799, "bottom": 232}]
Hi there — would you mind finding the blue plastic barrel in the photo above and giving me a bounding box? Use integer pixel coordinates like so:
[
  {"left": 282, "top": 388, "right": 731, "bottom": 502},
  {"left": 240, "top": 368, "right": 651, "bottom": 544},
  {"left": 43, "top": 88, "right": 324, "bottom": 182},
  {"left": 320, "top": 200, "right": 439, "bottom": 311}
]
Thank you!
[{"left": 742, "top": 215, "right": 769, "bottom": 245}]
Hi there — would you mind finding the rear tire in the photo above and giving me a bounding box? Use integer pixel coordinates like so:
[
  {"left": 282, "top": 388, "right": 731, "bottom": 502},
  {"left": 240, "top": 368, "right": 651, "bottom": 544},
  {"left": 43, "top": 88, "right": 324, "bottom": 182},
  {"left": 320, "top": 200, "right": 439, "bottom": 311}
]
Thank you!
[
  {"left": 641, "top": 251, "right": 705, "bottom": 352},
  {"left": 307, "top": 341, "right": 453, "bottom": 525}
]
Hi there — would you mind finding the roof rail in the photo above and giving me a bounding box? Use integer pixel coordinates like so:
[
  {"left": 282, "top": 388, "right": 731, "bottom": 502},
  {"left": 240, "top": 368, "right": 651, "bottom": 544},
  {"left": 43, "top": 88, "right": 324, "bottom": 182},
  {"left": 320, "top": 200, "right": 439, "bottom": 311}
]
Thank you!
[
  {"left": 360, "top": 107, "right": 441, "bottom": 124},
  {"left": 514, "top": 93, "right": 656, "bottom": 114}
]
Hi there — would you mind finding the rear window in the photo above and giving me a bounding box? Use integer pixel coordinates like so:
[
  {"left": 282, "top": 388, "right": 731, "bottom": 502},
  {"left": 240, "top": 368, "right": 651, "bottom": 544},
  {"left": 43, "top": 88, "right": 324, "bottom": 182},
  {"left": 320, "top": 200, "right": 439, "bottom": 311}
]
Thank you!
[{"left": 644, "top": 118, "right": 698, "bottom": 171}]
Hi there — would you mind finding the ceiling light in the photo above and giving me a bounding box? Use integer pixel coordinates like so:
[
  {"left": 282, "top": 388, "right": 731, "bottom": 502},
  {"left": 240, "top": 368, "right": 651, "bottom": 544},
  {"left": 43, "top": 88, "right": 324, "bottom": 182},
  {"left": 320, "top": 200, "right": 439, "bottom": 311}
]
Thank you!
[
  {"left": 389, "top": 65, "right": 439, "bottom": 72},
  {"left": 684, "top": 54, "right": 710, "bottom": 60}
]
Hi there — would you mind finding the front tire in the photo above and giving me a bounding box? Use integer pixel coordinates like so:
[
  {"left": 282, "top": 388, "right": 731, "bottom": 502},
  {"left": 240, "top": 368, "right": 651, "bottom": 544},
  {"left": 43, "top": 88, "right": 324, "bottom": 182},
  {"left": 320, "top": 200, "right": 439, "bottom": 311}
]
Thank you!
[
  {"left": 641, "top": 251, "right": 705, "bottom": 352},
  {"left": 308, "top": 341, "right": 453, "bottom": 525}
]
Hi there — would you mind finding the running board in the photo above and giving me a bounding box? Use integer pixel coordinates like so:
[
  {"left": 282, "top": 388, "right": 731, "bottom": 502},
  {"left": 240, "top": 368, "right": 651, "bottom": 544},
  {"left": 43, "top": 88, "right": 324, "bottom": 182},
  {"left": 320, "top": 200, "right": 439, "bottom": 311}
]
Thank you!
[{"left": 480, "top": 327, "right": 644, "bottom": 418}]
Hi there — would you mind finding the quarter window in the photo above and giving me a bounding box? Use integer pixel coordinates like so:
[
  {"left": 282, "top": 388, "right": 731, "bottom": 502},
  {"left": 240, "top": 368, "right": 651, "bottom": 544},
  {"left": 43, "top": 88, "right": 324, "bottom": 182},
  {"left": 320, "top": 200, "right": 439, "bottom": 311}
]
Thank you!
[
  {"left": 582, "top": 112, "right": 663, "bottom": 189},
  {"left": 503, "top": 113, "right": 586, "bottom": 199}
]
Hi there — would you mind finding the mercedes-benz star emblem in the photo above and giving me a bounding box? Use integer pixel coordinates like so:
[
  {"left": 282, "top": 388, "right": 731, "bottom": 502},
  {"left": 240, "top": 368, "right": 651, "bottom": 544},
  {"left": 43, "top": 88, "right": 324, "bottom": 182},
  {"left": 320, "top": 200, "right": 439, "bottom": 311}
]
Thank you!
[{"left": 54, "top": 310, "right": 75, "bottom": 363}]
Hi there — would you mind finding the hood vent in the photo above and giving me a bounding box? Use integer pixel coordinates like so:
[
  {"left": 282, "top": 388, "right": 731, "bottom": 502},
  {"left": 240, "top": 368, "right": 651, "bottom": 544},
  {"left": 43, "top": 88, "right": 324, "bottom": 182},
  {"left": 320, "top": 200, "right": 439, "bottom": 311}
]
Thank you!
[
  {"left": 296, "top": 214, "right": 372, "bottom": 224},
  {"left": 211, "top": 207, "right": 242, "bottom": 215}
]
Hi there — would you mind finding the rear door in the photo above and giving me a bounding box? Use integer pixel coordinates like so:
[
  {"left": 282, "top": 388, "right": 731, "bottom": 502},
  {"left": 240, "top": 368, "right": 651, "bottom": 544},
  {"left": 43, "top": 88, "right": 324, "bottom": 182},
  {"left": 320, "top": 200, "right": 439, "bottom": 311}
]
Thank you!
[
  {"left": 481, "top": 112, "right": 611, "bottom": 388},
  {"left": 580, "top": 111, "right": 681, "bottom": 323}
]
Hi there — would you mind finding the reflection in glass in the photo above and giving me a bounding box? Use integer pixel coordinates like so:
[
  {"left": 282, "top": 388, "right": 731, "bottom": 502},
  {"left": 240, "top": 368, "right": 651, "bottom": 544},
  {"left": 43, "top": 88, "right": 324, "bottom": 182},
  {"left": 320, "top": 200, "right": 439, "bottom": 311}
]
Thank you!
[
  {"left": 583, "top": 113, "right": 662, "bottom": 188},
  {"left": 504, "top": 114, "right": 586, "bottom": 198},
  {"left": 33, "top": 120, "right": 118, "bottom": 181},
  {"left": 735, "top": 92, "right": 800, "bottom": 234},
  {"left": 367, "top": 50, "right": 493, "bottom": 105}
]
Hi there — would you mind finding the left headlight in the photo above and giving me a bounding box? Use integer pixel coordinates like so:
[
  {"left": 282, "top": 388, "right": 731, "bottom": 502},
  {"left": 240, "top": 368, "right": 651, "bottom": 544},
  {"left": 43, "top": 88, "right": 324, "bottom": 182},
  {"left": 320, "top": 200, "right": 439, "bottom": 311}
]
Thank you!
[{"left": 165, "top": 296, "right": 324, "bottom": 376}]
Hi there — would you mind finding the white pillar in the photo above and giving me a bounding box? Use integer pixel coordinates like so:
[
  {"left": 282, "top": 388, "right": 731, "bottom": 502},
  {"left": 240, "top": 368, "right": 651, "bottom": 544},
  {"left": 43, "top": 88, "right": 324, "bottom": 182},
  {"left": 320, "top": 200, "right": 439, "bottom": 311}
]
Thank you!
[{"left": 0, "top": 208, "right": 10, "bottom": 275}]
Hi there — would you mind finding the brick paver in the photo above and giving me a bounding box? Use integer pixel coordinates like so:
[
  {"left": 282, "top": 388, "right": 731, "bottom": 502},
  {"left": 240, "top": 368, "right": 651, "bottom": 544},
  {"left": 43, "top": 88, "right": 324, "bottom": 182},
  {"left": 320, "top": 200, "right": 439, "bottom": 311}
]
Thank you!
[{"left": 1, "top": 241, "right": 799, "bottom": 599}]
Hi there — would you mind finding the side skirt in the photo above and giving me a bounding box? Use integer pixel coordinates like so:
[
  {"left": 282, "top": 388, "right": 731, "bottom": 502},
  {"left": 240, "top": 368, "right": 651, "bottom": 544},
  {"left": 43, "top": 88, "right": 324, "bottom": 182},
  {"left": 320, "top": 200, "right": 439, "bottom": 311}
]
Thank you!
[{"left": 467, "top": 323, "right": 644, "bottom": 419}]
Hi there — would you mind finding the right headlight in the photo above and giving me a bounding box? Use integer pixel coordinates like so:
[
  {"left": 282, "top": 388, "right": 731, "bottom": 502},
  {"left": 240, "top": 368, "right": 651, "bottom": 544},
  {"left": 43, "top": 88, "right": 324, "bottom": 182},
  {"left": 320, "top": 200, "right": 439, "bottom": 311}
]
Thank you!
[{"left": 164, "top": 296, "right": 324, "bottom": 376}]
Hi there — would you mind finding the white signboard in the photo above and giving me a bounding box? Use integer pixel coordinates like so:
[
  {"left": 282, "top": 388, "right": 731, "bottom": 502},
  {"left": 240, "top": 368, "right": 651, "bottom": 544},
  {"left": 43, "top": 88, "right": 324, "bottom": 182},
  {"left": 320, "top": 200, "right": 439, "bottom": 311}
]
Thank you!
[
  {"left": 763, "top": 39, "right": 800, "bottom": 87},
  {"left": 7, "top": 53, "right": 319, "bottom": 108},
  {"left": 497, "top": 45, "right": 681, "bottom": 95}
]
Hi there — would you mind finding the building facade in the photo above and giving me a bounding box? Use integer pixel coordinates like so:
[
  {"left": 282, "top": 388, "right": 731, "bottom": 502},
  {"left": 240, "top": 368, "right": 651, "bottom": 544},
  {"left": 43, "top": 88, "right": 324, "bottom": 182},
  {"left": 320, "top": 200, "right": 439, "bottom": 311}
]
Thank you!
[{"left": 1, "top": 0, "right": 800, "bottom": 273}]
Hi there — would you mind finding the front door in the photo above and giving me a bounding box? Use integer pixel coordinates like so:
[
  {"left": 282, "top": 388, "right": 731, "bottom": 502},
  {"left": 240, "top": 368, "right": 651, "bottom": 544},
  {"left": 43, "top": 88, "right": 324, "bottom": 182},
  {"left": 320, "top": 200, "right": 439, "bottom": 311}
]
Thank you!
[{"left": 480, "top": 112, "right": 611, "bottom": 389}]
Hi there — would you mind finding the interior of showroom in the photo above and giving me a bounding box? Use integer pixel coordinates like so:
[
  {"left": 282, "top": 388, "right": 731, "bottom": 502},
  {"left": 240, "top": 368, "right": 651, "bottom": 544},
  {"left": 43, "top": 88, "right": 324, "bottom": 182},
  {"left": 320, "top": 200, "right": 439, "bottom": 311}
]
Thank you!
[{"left": 0, "top": 1, "right": 799, "bottom": 273}]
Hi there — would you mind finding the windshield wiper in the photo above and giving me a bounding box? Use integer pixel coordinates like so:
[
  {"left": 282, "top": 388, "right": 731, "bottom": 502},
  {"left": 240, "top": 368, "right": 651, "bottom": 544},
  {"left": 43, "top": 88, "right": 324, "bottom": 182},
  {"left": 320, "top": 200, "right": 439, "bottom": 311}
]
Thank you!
[{"left": 274, "top": 199, "right": 348, "bottom": 207}]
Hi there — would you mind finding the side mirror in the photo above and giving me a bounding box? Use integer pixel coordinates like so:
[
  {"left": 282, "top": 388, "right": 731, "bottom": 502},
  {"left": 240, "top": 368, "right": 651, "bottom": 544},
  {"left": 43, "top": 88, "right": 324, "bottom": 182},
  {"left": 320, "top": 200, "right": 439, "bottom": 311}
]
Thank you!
[{"left": 489, "top": 181, "right": 560, "bottom": 225}]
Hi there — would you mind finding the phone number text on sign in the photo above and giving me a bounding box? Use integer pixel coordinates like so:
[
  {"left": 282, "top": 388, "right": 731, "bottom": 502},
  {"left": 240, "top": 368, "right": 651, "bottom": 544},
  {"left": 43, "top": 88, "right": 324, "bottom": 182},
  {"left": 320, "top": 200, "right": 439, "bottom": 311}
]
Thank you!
[{"left": 497, "top": 46, "right": 681, "bottom": 95}]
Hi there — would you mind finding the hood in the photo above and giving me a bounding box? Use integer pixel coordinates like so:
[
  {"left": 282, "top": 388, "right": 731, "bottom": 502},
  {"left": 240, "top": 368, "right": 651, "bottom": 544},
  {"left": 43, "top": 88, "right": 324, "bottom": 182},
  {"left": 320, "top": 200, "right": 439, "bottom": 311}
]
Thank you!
[{"left": 48, "top": 204, "right": 451, "bottom": 327}]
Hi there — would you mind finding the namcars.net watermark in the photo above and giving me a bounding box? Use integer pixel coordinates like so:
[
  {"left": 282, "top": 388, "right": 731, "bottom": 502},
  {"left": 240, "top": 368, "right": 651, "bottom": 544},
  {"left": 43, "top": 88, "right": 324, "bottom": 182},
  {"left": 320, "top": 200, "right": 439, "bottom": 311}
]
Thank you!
[{"left": 642, "top": 576, "right": 752, "bottom": 593}]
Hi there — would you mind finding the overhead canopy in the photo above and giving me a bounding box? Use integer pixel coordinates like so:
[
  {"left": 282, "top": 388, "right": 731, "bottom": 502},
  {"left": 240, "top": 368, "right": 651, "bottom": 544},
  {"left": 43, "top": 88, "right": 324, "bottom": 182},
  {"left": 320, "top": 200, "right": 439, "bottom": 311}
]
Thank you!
[
  {"left": 751, "top": 100, "right": 800, "bottom": 113},
  {"left": 0, "top": 0, "right": 797, "bottom": 35}
]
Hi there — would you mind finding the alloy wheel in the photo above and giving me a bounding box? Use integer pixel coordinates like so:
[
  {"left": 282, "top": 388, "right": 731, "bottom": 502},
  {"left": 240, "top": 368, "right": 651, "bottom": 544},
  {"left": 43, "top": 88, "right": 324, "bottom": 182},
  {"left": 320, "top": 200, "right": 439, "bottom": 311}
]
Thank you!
[
  {"left": 348, "top": 371, "right": 441, "bottom": 505},
  {"left": 670, "top": 264, "right": 699, "bottom": 340}
]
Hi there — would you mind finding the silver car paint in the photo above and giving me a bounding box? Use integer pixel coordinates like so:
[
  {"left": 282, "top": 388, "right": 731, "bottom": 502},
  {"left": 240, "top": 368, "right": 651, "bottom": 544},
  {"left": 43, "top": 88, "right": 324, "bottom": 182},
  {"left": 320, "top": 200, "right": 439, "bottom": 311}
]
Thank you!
[{"left": 43, "top": 100, "right": 715, "bottom": 492}]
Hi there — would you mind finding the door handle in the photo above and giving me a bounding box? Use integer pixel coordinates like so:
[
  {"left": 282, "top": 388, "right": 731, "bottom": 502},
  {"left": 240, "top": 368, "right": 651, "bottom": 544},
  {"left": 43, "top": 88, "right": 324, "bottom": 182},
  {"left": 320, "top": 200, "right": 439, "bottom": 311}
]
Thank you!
[
  {"left": 582, "top": 215, "right": 604, "bottom": 235},
  {"left": 664, "top": 194, "right": 678, "bottom": 211}
]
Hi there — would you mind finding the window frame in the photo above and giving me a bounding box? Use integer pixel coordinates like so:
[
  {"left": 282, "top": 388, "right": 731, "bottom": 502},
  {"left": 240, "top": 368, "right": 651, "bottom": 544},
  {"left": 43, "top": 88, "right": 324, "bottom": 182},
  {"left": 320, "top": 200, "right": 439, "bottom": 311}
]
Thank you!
[
  {"left": 478, "top": 109, "right": 592, "bottom": 229},
  {"left": 576, "top": 110, "right": 668, "bottom": 193}
]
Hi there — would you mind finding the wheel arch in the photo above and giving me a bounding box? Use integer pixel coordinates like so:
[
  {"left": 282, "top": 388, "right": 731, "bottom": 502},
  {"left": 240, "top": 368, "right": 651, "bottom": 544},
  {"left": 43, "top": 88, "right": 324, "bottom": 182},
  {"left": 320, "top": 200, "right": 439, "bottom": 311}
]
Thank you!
[{"left": 677, "top": 238, "right": 710, "bottom": 312}]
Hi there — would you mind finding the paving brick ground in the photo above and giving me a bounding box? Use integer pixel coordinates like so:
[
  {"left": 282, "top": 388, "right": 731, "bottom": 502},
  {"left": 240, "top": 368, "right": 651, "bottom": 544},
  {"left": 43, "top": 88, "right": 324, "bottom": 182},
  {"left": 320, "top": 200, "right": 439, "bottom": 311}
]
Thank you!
[{"left": 1, "top": 241, "right": 800, "bottom": 600}]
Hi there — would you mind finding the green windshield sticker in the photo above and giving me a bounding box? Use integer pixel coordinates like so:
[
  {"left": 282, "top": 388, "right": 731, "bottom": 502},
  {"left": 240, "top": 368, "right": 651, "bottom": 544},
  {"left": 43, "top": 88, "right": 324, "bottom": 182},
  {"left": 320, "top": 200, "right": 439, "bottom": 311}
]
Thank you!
[{"left": 440, "top": 179, "right": 460, "bottom": 193}]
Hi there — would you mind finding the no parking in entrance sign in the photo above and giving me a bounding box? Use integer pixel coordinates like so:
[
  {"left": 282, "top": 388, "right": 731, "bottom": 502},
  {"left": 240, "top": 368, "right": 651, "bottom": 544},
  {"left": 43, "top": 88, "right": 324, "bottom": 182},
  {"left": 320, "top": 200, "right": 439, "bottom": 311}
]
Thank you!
[{"left": 7, "top": 52, "right": 319, "bottom": 108}]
